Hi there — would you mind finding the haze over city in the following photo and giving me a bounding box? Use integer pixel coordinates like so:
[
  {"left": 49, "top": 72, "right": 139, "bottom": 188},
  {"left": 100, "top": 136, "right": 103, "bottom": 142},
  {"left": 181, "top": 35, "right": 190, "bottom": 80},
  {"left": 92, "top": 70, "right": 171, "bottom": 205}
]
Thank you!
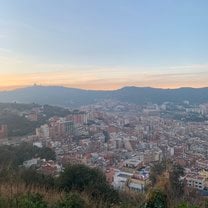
[
  {"left": 0, "top": 0, "right": 208, "bottom": 90},
  {"left": 1, "top": 1, "right": 208, "bottom": 207}
]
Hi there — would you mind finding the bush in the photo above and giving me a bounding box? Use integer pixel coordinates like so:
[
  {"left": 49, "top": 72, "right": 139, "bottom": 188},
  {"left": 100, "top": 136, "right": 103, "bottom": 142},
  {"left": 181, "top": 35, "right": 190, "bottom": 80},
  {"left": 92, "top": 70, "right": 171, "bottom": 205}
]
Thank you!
[
  {"left": 177, "top": 202, "right": 199, "bottom": 208},
  {"left": 53, "top": 193, "right": 85, "bottom": 208},
  {"left": 0, "top": 196, "right": 7, "bottom": 208},
  {"left": 14, "top": 193, "right": 48, "bottom": 208},
  {"left": 143, "top": 189, "right": 167, "bottom": 208},
  {"left": 57, "top": 164, "right": 119, "bottom": 204},
  {"left": 58, "top": 164, "right": 106, "bottom": 191},
  {"left": 20, "top": 168, "right": 54, "bottom": 188}
]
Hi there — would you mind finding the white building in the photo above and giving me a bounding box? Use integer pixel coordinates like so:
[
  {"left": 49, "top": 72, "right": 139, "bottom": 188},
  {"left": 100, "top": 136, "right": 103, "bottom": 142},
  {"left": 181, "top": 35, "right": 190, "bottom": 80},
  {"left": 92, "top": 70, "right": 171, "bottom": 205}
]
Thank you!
[
  {"left": 186, "top": 174, "right": 205, "bottom": 190},
  {"left": 113, "top": 171, "right": 133, "bottom": 190},
  {"left": 33, "top": 142, "right": 43, "bottom": 148},
  {"left": 113, "top": 170, "right": 150, "bottom": 193},
  {"left": 123, "top": 158, "right": 143, "bottom": 169}
]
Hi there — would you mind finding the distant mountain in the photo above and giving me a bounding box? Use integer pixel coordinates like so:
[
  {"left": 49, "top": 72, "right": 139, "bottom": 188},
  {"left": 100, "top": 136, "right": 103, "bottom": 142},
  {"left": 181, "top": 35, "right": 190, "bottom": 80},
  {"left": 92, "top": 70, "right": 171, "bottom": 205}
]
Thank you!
[
  {"left": 0, "top": 86, "right": 109, "bottom": 106},
  {"left": 113, "top": 86, "right": 208, "bottom": 105},
  {"left": 0, "top": 86, "right": 208, "bottom": 106}
]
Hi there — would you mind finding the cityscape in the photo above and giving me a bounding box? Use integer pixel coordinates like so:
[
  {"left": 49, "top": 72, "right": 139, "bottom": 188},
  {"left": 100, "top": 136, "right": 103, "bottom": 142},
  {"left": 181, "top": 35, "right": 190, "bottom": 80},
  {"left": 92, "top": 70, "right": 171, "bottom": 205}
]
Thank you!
[
  {"left": 0, "top": 0, "right": 208, "bottom": 207},
  {"left": 0, "top": 98, "right": 208, "bottom": 196}
]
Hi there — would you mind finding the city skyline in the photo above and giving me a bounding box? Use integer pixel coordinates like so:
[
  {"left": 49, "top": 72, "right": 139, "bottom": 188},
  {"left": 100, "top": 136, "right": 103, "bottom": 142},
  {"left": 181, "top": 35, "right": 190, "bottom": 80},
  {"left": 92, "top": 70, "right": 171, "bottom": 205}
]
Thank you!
[{"left": 0, "top": 0, "right": 208, "bottom": 90}]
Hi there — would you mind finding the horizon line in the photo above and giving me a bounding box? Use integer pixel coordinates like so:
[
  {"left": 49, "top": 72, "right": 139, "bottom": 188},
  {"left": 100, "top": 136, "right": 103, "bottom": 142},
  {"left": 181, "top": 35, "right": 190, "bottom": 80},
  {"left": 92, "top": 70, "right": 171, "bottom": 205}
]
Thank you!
[{"left": 0, "top": 84, "right": 208, "bottom": 92}]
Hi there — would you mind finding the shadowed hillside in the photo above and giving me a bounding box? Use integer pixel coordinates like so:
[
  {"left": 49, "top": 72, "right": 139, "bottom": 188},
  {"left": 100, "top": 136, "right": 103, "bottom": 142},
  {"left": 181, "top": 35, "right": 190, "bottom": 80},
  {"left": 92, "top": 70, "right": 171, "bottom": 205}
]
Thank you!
[{"left": 0, "top": 86, "right": 208, "bottom": 107}]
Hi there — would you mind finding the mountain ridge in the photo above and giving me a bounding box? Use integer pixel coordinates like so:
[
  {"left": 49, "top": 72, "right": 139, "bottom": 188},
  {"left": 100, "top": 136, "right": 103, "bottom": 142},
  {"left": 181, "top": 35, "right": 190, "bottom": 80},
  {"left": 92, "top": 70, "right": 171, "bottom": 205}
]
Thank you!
[
  {"left": 2, "top": 85, "right": 208, "bottom": 92},
  {"left": 0, "top": 85, "right": 208, "bottom": 106}
]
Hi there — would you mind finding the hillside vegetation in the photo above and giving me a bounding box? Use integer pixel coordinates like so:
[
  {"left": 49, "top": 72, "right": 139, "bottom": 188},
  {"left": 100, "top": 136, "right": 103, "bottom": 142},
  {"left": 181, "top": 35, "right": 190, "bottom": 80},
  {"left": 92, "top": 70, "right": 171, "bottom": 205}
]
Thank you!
[
  {"left": 0, "top": 143, "right": 207, "bottom": 208},
  {"left": 0, "top": 103, "right": 70, "bottom": 137}
]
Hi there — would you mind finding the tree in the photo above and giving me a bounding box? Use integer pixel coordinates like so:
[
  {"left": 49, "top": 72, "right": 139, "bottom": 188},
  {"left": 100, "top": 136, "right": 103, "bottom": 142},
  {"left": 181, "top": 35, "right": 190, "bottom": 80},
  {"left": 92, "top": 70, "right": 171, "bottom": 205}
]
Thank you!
[
  {"left": 149, "top": 161, "right": 166, "bottom": 185},
  {"left": 169, "top": 164, "right": 185, "bottom": 199},
  {"left": 0, "top": 143, "right": 56, "bottom": 169},
  {"left": 39, "top": 147, "right": 56, "bottom": 161},
  {"left": 58, "top": 164, "right": 106, "bottom": 191},
  {"left": 144, "top": 189, "right": 167, "bottom": 208},
  {"left": 20, "top": 168, "right": 54, "bottom": 188},
  {"left": 57, "top": 164, "right": 119, "bottom": 203}
]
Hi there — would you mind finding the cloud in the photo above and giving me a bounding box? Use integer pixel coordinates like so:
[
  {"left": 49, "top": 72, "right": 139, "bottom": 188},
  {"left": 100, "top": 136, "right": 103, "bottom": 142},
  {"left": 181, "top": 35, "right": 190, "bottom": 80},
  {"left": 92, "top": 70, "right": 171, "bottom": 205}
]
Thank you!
[
  {"left": 0, "top": 53, "right": 207, "bottom": 90},
  {"left": 167, "top": 64, "right": 208, "bottom": 70},
  {"left": 0, "top": 69, "right": 207, "bottom": 90}
]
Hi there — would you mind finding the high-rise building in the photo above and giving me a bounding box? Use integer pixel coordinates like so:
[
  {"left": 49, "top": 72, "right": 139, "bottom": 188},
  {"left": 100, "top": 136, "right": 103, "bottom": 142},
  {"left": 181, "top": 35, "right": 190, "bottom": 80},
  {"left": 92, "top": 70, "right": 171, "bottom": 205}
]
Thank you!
[
  {"left": 48, "top": 119, "right": 75, "bottom": 140},
  {"left": 66, "top": 111, "right": 88, "bottom": 124},
  {"left": 65, "top": 121, "right": 75, "bottom": 135}
]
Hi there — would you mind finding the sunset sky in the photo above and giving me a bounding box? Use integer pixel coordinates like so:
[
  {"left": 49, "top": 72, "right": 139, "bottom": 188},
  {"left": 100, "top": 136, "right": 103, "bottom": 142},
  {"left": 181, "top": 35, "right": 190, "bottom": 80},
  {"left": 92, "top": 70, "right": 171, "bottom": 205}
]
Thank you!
[{"left": 0, "top": 0, "right": 208, "bottom": 90}]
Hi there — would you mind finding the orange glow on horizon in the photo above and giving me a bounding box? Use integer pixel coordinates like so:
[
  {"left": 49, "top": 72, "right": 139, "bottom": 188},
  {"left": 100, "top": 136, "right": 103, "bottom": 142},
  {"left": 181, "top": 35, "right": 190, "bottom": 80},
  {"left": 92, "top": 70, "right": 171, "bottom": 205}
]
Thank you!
[
  {"left": 0, "top": 82, "right": 207, "bottom": 92},
  {"left": 0, "top": 65, "right": 207, "bottom": 91}
]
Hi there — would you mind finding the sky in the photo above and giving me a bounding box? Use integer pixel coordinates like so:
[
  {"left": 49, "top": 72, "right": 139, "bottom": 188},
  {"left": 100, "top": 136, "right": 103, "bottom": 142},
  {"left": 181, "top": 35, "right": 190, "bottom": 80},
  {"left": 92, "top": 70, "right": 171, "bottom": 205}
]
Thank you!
[{"left": 0, "top": 0, "right": 208, "bottom": 90}]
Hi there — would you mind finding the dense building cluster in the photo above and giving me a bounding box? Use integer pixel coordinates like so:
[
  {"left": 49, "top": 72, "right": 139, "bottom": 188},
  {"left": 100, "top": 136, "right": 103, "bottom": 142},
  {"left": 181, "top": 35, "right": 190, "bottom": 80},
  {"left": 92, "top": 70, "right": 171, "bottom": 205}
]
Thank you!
[{"left": 1, "top": 100, "right": 208, "bottom": 194}]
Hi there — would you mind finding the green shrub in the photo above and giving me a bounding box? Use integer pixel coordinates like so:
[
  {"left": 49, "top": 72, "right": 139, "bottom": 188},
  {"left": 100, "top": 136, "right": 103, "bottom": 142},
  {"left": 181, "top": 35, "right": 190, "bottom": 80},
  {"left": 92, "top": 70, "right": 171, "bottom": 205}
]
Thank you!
[
  {"left": 57, "top": 164, "right": 119, "bottom": 203},
  {"left": 176, "top": 202, "right": 199, "bottom": 208},
  {"left": 15, "top": 193, "right": 48, "bottom": 208},
  {"left": 0, "top": 196, "right": 7, "bottom": 208},
  {"left": 53, "top": 193, "right": 85, "bottom": 208},
  {"left": 143, "top": 189, "right": 167, "bottom": 208}
]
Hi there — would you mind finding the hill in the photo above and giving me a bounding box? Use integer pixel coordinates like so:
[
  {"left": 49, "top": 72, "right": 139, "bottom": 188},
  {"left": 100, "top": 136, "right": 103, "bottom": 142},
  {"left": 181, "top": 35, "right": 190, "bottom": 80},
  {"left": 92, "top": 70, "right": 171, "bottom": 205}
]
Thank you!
[{"left": 0, "top": 86, "right": 207, "bottom": 106}]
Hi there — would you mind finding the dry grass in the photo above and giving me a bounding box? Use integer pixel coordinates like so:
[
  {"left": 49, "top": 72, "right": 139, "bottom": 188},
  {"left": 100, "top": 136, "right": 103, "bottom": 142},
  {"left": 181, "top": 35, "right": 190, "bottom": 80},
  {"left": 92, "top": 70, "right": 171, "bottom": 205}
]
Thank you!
[
  {"left": 0, "top": 182, "right": 64, "bottom": 205},
  {"left": 0, "top": 182, "right": 120, "bottom": 208}
]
